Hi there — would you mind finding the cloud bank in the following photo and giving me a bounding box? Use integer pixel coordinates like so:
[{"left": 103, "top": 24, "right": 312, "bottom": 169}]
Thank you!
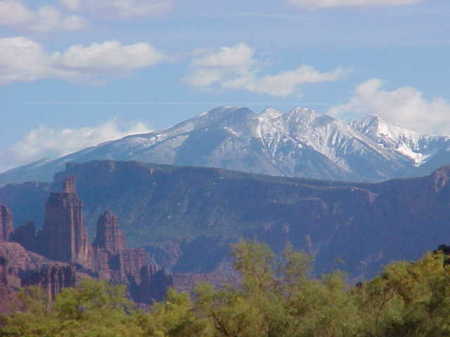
[
  {"left": 329, "top": 79, "right": 450, "bottom": 135},
  {"left": 0, "top": 37, "right": 165, "bottom": 85},
  {"left": 0, "top": 0, "right": 86, "bottom": 32},
  {"left": 288, "top": 0, "right": 423, "bottom": 9},
  {"left": 0, "top": 120, "right": 152, "bottom": 173},
  {"left": 185, "top": 43, "right": 345, "bottom": 97}
]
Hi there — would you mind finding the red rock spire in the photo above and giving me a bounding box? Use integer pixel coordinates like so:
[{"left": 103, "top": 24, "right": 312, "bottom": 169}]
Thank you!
[
  {"left": 41, "top": 177, "right": 91, "bottom": 267},
  {"left": 93, "top": 211, "right": 126, "bottom": 254},
  {"left": 0, "top": 205, "right": 13, "bottom": 242}
]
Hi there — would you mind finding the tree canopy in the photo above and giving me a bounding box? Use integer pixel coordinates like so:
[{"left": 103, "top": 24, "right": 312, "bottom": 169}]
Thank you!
[{"left": 1, "top": 241, "right": 449, "bottom": 337}]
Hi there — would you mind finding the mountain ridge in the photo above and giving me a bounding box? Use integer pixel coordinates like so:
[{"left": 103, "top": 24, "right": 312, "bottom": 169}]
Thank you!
[
  {"left": 1, "top": 106, "right": 449, "bottom": 185},
  {"left": 1, "top": 160, "right": 450, "bottom": 279}
]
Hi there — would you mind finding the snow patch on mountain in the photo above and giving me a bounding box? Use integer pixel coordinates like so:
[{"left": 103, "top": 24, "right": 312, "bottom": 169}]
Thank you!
[
  {"left": 1, "top": 106, "right": 450, "bottom": 185},
  {"left": 351, "top": 115, "right": 449, "bottom": 166}
]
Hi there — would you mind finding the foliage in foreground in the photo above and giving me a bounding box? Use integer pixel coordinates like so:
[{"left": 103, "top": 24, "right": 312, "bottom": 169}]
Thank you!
[{"left": 0, "top": 242, "right": 449, "bottom": 337}]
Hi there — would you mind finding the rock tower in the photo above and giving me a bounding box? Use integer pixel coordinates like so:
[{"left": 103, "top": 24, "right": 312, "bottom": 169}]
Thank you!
[
  {"left": 0, "top": 205, "right": 13, "bottom": 242},
  {"left": 41, "top": 177, "right": 91, "bottom": 266}
]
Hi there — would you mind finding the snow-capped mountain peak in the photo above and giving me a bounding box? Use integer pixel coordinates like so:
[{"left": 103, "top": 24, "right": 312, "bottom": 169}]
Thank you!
[
  {"left": 258, "top": 107, "right": 283, "bottom": 120},
  {"left": 354, "top": 115, "right": 420, "bottom": 141},
  {"left": 351, "top": 115, "right": 434, "bottom": 166},
  {"left": 1, "top": 106, "right": 450, "bottom": 186}
]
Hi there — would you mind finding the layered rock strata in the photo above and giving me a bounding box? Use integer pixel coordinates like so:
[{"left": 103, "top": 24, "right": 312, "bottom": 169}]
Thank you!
[
  {"left": 21, "top": 264, "right": 77, "bottom": 300},
  {"left": 0, "top": 241, "right": 78, "bottom": 303}
]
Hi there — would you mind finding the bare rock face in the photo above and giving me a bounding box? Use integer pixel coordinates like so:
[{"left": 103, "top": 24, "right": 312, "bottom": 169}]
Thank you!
[
  {"left": 0, "top": 205, "right": 13, "bottom": 241},
  {"left": 0, "top": 242, "right": 83, "bottom": 301},
  {"left": 92, "top": 210, "right": 173, "bottom": 303},
  {"left": 0, "top": 179, "right": 173, "bottom": 307},
  {"left": 0, "top": 241, "right": 49, "bottom": 289},
  {"left": 22, "top": 264, "right": 77, "bottom": 300},
  {"left": 93, "top": 211, "right": 125, "bottom": 253},
  {"left": 0, "top": 241, "right": 77, "bottom": 301},
  {"left": 41, "top": 177, "right": 91, "bottom": 267}
]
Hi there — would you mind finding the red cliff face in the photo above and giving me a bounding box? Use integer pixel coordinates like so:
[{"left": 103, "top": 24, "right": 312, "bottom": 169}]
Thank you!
[
  {"left": 41, "top": 177, "right": 91, "bottom": 267},
  {"left": 0, "top": 241, "right": 77, "bottom": 301},
  {"left": 0, "top": 205, "right": 13, "bottom": 242},
  {"left": 22, "top": 264, "right": 77, "bottom": 301}
]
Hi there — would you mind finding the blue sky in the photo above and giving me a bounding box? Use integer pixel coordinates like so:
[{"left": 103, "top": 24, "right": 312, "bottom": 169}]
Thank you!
[{"left": 1, "top": 0, "right": 450, "bottom": 172}]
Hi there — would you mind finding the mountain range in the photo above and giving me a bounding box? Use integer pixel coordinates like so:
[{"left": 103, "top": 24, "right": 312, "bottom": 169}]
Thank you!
[
  {"left": 1, "top": 160, "right": 450, "bottom": 280},
  {"left": 1, "top": 106, "right": 449, "bottom": 185}
]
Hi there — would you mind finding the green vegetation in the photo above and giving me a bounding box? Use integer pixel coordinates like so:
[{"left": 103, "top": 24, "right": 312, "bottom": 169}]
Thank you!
[{"left": 1, "top": 242, "right": 449, "bottom": 337}]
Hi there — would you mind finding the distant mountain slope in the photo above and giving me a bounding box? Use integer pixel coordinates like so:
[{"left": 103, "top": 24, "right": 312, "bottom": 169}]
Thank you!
[
  {"left": 1, "top": 160, "right": 450, "bottom": 279},
  {"left": 1, "top": 106, "right": 449, "bottom": 185}
]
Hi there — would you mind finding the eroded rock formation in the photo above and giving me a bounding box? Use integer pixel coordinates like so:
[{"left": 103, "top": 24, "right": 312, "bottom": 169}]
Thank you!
[
  {"left": 0, "top": 241, "right": 78, "bottom": 302},
  {"left": 92, "top": 210, "right": 172, "bottom": 303},
  {"left": 21, "top": 264, "right": 77, "bottom": 300},
  {"left": 93, "top": 211, "right": 125, "bottom": 253},
  {"left": 0, "top": 177, "right": 172, "bottom": 307},
  {"left": 40, "top": 176, "right": 91, "bottom": 267},
  {"left": 0, "top": 205, "right": 13, "bottom": 241}
]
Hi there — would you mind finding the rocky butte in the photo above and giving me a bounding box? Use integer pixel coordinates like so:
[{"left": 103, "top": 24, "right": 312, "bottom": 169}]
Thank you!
[{"left": 0, "top": 177, "right": 172, "bottom": 308}]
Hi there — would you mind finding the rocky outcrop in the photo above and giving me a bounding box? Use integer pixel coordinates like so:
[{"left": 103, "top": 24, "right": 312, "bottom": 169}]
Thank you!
[
  {"left": 92, "top": 210, "right": 173, "bottom": 303},
  {"left": 0, "top": 205, "right": 13, "bottom": 241},
  {"left": 21, "top": 264, "right": 77, "bottom": 300},
  {"left": 40, "top": 177, "right": 91, "bottom": 267},
  {"left": 0, "top": 241, "right": 78, "bottom": 301},
  {"left": 0, "top": 179, "right": 172, "bottom": 307},
  {"left": 93, "top": 211, "right": 125, "bottom": 253}
]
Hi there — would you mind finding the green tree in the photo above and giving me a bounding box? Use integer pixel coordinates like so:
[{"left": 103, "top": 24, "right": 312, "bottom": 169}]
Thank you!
[
  {"left": 137, "top": 288, "right": 211, "bottom": 337},
  {"left": 0, "top": 280, "right": 143, "bottom": 337}
]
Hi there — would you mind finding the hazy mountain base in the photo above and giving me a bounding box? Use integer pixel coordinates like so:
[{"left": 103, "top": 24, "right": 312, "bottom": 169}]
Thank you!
[
  {"left": 1, "top": 160, "right": 450, "bottom": 281},
  {"left": 1, "top": 242, "right": 449, "bottom": 337}
]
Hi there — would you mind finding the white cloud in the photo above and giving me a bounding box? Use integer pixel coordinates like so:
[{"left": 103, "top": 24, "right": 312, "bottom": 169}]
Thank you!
[
  {"left": 0, "top": 37, "right": 52, "bottom": 84},
  {"left": 60, "top": 0, "right": 173, "bottom": 19},
  {"left": 0, "top": 0, "right": 86, "bottom": 32},
  {"left": 225, "top": 65, "right": 345, "bottom": 97},
  {"left": 329, "top": 79, "right": 450, "bottom": 135},
  {"left": 185, "top": 43, "right": 345, "bottom": 97},
  {"left": 288, "top": 0, "right": 423, "bottom": 9},
  {"left": 0, "top": 120, "right": 152, "bottom": 173},
  {"left": 193, "top": 43, "right": 255, "bottom": 69},
  {"left": 0, "top": 37, "right": 166, "bottom": 85}
]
